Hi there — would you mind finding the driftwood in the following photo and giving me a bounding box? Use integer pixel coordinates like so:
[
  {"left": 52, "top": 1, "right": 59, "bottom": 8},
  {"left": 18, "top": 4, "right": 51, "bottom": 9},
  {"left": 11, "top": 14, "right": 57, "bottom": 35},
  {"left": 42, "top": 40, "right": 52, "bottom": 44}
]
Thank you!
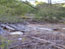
[
  {"left": 9, "top": 35, "right": 65, "bottom": 49},
  {"left": 0, "top": 24, "right": 25, "bottom": 33},
  {"left": 0, "top": 24, "right": 65, "bottom": 49},
  {"left": 0, "top": 24, "right": 15, "bottom": 31},
  {"left": 26, "top": 35, "right": 65, "bottom": 49}
]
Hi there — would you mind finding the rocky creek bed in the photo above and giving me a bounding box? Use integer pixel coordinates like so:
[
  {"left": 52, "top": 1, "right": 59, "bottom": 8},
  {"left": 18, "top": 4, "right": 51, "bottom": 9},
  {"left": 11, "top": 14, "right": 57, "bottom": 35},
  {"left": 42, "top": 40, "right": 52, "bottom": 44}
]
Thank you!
[{"left": 0, "top": 23, "right": 65, "bottom": 49}]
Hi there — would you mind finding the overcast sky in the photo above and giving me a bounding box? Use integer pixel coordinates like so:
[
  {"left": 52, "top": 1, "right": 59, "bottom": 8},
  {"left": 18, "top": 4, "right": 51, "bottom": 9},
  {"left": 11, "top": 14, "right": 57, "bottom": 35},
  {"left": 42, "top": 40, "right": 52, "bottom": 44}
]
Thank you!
[{"left": 22, "top": 0, "right": 65, "bottom": 5}]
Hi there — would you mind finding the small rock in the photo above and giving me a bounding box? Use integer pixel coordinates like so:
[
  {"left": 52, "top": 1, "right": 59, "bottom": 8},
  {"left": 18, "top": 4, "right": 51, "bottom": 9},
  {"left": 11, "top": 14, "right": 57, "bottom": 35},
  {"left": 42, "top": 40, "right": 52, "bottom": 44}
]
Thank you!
[
  {"left": 10, "top": 31, "right": 23, "bottom": 35},
  {"left": 18, "top": 38, "right": 22, "bottom": 40}
]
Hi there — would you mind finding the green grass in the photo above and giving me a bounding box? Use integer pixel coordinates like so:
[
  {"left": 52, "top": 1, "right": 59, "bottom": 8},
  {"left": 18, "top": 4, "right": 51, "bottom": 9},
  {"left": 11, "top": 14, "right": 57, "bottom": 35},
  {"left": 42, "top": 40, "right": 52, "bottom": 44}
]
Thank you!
[{"left": 0, "top": 16, "right": 26, "bottom": 23}]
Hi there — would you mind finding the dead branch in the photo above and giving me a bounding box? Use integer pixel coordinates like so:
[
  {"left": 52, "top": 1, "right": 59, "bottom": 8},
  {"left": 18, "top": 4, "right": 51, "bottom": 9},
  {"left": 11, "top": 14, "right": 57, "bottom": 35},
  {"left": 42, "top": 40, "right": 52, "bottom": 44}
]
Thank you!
[{"left": 27, "top": 36, "right": 65, "bottom": 49}]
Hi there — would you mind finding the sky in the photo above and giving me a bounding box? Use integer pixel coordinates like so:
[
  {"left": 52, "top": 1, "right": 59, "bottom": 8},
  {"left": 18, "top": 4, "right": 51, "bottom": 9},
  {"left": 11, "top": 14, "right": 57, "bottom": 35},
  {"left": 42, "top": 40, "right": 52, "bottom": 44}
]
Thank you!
[
  {"left": 37, "top": 0, "right": 65, "bottom": 3},
  {"left": 22, "top": 0, "right": 65, "bottom": 5}
]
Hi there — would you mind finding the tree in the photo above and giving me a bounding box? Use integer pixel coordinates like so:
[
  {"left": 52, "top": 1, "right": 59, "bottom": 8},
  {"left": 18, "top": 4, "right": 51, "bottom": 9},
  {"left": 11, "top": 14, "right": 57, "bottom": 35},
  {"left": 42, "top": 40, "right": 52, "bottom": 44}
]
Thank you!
[
  {"left": 35, "top": 2, "right": 65, "bottom": 22},
  {"left": 0, "top": 0, "right": 33, "bottom": 16},
  {"left": 48, "top": 0, "right": 52, "bottom": 5},
  {"left": 0, "top": 0, "right": 35, "bottom": 23}
]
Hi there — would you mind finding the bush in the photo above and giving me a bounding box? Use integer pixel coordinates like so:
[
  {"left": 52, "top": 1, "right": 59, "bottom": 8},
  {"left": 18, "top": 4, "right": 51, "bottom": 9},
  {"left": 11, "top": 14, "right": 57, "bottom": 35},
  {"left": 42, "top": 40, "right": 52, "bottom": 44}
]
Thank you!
[
  {"left": 0, "top": 0, "right": 34, "bottom": 23},
  {"left": 35, "top": 3, "right": 65, "bottom": 22}
]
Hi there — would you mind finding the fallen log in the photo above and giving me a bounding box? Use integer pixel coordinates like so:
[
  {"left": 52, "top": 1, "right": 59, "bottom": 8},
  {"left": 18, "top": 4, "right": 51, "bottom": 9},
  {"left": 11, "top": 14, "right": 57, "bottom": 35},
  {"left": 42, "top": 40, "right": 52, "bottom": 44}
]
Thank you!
[
  {"left": 0, "top": 24, "right": 15, "bottom": 31},
  {"left": 0, "top": 24, "right": 25, "bottom": 33}
]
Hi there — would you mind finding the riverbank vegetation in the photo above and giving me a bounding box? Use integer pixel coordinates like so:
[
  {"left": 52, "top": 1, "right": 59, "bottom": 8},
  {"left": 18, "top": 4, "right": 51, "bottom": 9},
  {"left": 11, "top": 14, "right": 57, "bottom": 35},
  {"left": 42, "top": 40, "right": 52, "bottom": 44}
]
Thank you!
[{"left": 0, "top": 0, "right": 65, "bottom": 23}]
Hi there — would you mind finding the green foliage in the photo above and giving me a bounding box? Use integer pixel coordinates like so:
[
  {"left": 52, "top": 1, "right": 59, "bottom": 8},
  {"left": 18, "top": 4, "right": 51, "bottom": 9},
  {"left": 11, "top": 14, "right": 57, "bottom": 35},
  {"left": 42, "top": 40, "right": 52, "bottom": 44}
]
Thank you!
[
  {"left": 35, "top": 3, "right": 65, "bottom": 22},
  {"left": 0, "top": 0, "right": 33, "bottom": 16},
  {"left": 0, "top": 35, "right": 8, "bottom": 49},
  {"left": 0, "top": 0, "right": 34, "bottom": 23},
  {"left": 0, "top": 0, "right": 65, "bottom": 23}
]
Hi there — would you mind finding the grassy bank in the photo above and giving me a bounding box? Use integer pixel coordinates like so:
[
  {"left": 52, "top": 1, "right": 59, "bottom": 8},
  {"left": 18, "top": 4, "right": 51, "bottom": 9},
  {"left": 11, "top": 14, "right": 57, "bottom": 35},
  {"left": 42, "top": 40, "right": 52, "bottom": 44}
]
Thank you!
[{"left": 0, "top": 16, "right": 27, "bottom": 23}]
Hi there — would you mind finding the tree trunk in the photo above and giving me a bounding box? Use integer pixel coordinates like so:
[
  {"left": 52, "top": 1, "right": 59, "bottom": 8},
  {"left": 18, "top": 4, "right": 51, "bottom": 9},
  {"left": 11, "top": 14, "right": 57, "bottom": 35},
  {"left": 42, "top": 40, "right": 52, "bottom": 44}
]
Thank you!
[{"left": 48, "top": 0, "right": 52, "bottom": 5}]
